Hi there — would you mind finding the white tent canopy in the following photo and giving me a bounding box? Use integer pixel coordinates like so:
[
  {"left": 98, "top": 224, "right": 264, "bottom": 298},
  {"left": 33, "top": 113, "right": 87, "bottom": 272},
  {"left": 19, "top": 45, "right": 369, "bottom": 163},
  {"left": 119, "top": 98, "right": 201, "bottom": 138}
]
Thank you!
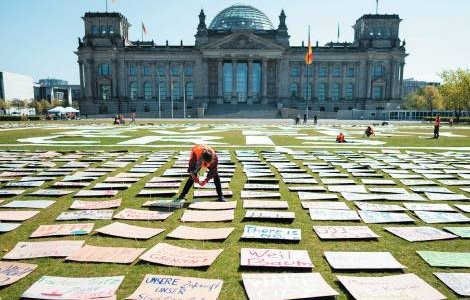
[
  {"left": 64, "top": 107, "right": 79, "bottom": 113},
  {"left": 48, "top": 106, "right": 66, "bottom": 114}
]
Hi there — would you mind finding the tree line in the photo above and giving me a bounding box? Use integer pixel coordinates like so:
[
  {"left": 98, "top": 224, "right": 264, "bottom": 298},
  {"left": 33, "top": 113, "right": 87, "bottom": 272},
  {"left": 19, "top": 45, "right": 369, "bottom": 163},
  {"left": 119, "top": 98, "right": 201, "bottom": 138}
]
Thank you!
[{"left": 405, "top": 68, "right": 470, "bottom": 121}]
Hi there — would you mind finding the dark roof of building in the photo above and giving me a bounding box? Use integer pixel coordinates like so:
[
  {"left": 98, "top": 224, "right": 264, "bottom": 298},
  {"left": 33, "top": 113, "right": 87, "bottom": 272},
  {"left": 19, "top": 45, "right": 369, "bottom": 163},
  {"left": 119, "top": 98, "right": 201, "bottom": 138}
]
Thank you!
[
  {"left": 357, "top": 14, "right": 401, "bottom": 21},
  {"left": 84, "top": 12, "right": 125, "bottom": 18}
]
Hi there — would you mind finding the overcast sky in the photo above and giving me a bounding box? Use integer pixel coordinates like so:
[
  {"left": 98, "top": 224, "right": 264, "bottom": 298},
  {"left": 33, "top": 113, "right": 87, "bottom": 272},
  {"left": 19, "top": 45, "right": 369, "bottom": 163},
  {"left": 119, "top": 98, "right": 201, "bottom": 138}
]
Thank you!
[{"left": 1, "top": 0, "right": 469, "bottom": 83}]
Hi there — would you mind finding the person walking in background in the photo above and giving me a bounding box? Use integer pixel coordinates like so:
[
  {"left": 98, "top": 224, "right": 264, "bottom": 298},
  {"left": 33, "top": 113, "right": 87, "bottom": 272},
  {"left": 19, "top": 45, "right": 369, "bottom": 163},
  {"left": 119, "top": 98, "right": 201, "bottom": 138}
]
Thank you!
[
  {"left": 176, "top": 144, "right": 225, "bottom": 202},
  {"left": 303, "top": 114, "right": 307, "bottom": 125},
  {"left": 295, "top": 115, "right": 300, "bottom": 125},
  {"left": 129, "top": 112, "right": 136, "bottom": 126},
  {"left": 313, "top": 114, "right": 318, "bottom": 125},
  {"left": 434, "top": 115, "right": 441, "bottom": 139}
]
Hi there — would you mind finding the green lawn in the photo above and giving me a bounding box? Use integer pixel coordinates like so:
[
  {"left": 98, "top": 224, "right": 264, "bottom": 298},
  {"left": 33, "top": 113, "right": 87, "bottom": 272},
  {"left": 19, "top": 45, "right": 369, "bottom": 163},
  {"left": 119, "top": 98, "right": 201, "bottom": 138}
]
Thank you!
[{"left": 0, "top": 120, "right": 469, "bottom": 299}]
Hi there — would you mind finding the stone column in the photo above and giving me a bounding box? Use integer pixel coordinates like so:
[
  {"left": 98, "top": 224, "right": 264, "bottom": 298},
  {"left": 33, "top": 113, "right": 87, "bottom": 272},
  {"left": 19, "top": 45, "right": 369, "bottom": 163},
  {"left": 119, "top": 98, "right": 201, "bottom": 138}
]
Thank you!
[
  {"left": 118, "top": 60, "right": 126, "bottom": 99},
  {"left": 299, "top": 63, "right": 305, "bottom": 99},
  {"left": 247, "top": 60, "right": 253, "bottom": 104},
  {"left": 78, "top": 61, "right": 85, "bottom": 98},
  {"left": 137, "top": 62, "right": 143, "bottom": 99},
  {"left": 327, "top": 62, "right": 333, "bottom": 101},
  {"left": 217, "top": 59, "right": 223, "bottom": 104},
  {"left": 366, "top": 61, "right": 372, "bottom": 99},
  {"left": 262, "top": 59, "right": 268, "bottom": 103},
  {"left": 167, "top": 62, "right": 171, "bottom": 101},
  {"left": 341, "top": 63, "right": 347, "bottom": 100},
  {"left": 232, "top": 60, "right": 237, "bottom": 104},
  {"left": 399, "top": 63, "right": 405, "bottom": 100},
  {"left": 112, "top": 59, "right": 118, "bottom": 99}
]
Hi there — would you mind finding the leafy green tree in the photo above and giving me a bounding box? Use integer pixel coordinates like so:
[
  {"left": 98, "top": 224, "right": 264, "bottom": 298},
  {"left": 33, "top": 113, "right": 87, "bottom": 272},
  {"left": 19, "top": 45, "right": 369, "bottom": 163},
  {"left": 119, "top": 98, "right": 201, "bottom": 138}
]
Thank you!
[
  {"left": 440, "top": 69, "right": 470, "bottom": 122},
  {"left": 405, "top": 86, "right": 443, "bottom": 111}
]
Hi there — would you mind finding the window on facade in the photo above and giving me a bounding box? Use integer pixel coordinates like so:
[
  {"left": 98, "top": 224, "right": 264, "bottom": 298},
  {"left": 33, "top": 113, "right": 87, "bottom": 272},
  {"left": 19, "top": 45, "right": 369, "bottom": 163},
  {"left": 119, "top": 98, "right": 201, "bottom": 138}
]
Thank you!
[
  {"left": 129, "top": 82, "right": 138, "bottom": 100},
  {"left": 129, "top": 66, "right": 137, "bottom": 76},
  {"left": 172, "top": 81, "right": 180, "bottom": 100},
  {"left": 290, "top": 66, "right": 300, "bottom": 77},
  {"left": 252, "top": 62, "right": 261, "bottom": 98},
  {"left": 320, "top": 107, "right": 325, "bottom": 112},
  {"left": 306, "top": 83, "right": 312, "bottom": 100},
  {"left": 185, "top": 65, "right": 193, "bottom": 76},
  {"left": 108, "top": 26, "right": 115, "bottom": 35},
  {"left": 171, "top": 66, "right": 179, "bottom": 77},
  {"left": 158, "top": 81, "right": 167, "bottom": 99},
  {"left": 331, "top": 83, "right": 340, "bottom": 100},
  {"left": 373, "top": 65, "right": 385, "bottom": 78},
  {"left": 91, "top": 26, "right": 98, "bottom": 35},
  {"left": 334, "top": 107, "right": 339, "bottom": 112},
  {"left": 186, "top": 82, "right": 194, "bottom": 101},
  {"left": 143, "top": 82, "right": 152, "bottom": 100},
  {"left": 333, "top": 66, "right": 341, "bottom": 77},
  {"left": 373, "top": 85, "right": 384, "bottom": 99},
  {"left": 317, "top": 83, "right": 327, "bottom": 101},
  {"left": 143, "top": 66, "right": 152, "bottom": 76},
  {"left": 347, "top": 67, "right": 355, "bottom": 77},
  {"left": 144, "top": 106, "right": 150, "bottom": 112},
  {"left": 345, "top": 83, "right": 354, "bottom": 100},
  {"left": 319, "top": 65, "right": 328, "bottom": 78},
  {"left": 100, "top": 25, "right": 107, "bottom": 35},
  {"left": 289, "top": 83, "right": 298, "bottom": 97},
  {"left": 100, "top": 85, "right": 111, "bottom": 100},
  {"left": 236, "top": 63, "right": 248, "bottom": 101},
  {"left": 223, "top": 63, "right": 232, "bottom": 97},
  {"left": 98, "top": 63, "right": 110, "bottom": 76}
]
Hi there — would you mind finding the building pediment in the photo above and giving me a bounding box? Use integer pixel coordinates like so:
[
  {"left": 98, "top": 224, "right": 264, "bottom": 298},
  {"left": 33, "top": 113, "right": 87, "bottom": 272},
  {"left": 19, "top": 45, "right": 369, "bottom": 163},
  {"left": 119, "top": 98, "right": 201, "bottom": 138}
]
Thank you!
[{"left": 201, "top": 32, "right": 285, "bottom": 51}]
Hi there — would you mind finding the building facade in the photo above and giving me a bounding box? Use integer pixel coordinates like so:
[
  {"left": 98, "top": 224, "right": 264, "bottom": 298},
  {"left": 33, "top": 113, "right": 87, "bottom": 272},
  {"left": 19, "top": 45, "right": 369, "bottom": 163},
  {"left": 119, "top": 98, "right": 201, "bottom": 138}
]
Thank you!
[
  {"left": 76, "top": 5, "right": 407, "bottom": 117},
  {"left": 34, "top": 78, "right": 80, "bottom": 107},
  {"left": 403, "top": 78, "right": 440, "bottom": 99},
  {"left": 0, "top": 71, "right": 34, "bottom": 102}
]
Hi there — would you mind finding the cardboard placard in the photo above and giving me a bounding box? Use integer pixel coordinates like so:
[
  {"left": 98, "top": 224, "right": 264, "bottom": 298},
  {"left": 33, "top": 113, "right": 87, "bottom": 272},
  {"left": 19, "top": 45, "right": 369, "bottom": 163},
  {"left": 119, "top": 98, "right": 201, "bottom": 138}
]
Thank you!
[
  {"left": 127, "top": 274, "right": 223, "bottom": 300},
  {"left": 66, "top": 245, "right": 145, "bottom": 264},
  {"left": 1, "top": 200, "right": 55, "bottom": 209},
  {"left": 415, "top": 211, "right": 470, "bottom": 224},
  {"left": 434, "top": 272, "right": 470, "bottom": 296},
  {"left": 242, "top": 273, "right": 338, "bottom": 300},
  {"left": 314, "top": 226, "right": 379, "bottom": 240},
  {"left": 95, "top": 222, "right": 165, "bottom": 240},
  {"left": 189, "top": 201, "right": 237, "bottom": 210},
  {"left": 241, "top": 248, "right": 312, "bottom": 268},
  {"left": 309, "top": 209, "right": 361, "bottom": 221},
  {"left": 57, "top": 210, "right": 114, "bottom": 221},
  {"left": 113, "top": 208, "right": 173, "bottom": 221},
  {"left": 167, "top": 225, "right": 234, "bottom": 241},
  {"left": 444, "top": 227, "right": 470, "bottom": 238},
  {"left": 325, "top": 251, "right": 406, "bottom": 270},
  {"left": 241, "top": 225, "right": 301, "bottom": 241},
  {"left": 243, "top": 200, "right": 288, "bottom": 209},
  {"left": 3, "top": 240, "right": 85, "bottom": 259},
  {"left": 31, "top": 223, "right": 94, "bottom": 238},
  {"left": 359, "top": 211, "right": 414, "bottom": 224},
  {"left": 139, "top": 243, "right": 222, "bottom": 267},
  {"left": 74, "top": 190, "right": 118, "bottom": 197},
  {"left": 417, "top": 251, "right": 470, "bottom": 268},
  {"left": 70, "top": 199, "right": 122, "bottom": 210},
  {"left": 0, "top": 223, "right": 21, "bottom": 232},
  {"left": 0, "top": 261, "right": 37, "bottom": 286},
  {"left": 0, "top": 210, "right": 40, "bottom": 221},
  {"left": 337, "top": 273, "right": 446, "bottom": 300},
  {"left": 245, "top": 210, "right": 295, "bottom": 220},
  {"left": 385, "top": 226, "right": 457, "bottom": 242},
  {"left": 22, "top": 275, "right": 124, "bottom": 300},
  {"left": 181, "top": 209, "right": 234, "bottom": 222}
]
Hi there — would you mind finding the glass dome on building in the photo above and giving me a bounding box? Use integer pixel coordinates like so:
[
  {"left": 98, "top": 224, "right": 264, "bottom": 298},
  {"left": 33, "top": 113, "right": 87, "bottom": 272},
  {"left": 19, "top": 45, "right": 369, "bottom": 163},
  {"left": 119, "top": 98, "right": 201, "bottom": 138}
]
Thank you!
[{"left": 209, "top": 4, "right": 274, "bottom": 31}]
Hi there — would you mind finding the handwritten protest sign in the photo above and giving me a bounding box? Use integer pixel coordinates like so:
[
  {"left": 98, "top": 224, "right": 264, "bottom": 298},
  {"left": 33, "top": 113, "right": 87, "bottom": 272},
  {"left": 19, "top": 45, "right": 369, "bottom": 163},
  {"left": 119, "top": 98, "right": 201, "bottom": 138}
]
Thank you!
[
  {"left": 95, "top": 222, "right": 165, "bottom": 240},
  {"left": 0, "top": 210, "right": 40, "bottom": 221},
  {"left": 245, "top": 210, "right": 295, "bottom": 220},
  {"left": 298, "top": 192, "right": 338, "bottom": 201},
  {"left": 444, "top": 227, "right": 470, "bottom": 238},
  {"left": 359, "top": 211, "right": 414, "bottom": 224},
  {"left": 241, "top": 248, "right": 312, "bottom": 268},
  {"left": 127, "top": 274, "right": 223, "bottom": 300},
  {"left": 66, "top": 245, "right": 145, "bottom": 264},
  {"left": 167, "top": 225, "right": 234, "bottom": 241},
  {"left": 3, "top": 240, "right": 84, "bottom": 259},
  {"left": 241, "top": 191, "right": 280, "bottom": 199},
  {"left": 181, "top": 209, "right": 234, "bottom": 222},
  {"left": 0, "top": 223, "right": 21, "bottom": 232},
  {"left": 56, "top": 210, "right": 114, "bottom": 221},
  {"left": 0, "top": 189, "right": 24, "bottom": 197},
  {"left": 325, "top": 251, "right": 406, "bottom": 270},
  {"left": 242, "top": 273, "right": 338, "bottom": 300},
  {"left": 139, "top": 243, "right": 222, "bottom": 267},
  {"left": 114, "top": 208, "right": 173, "bottom": 221},
  {"left": 310, "top": 208, "right": 361, "bottom": 221},
  {"left": 242, "top": 225, "right": 301, "bottom": 241},
  {"left": 29, "top": 189, "right": 73, "bottom": 197},
  {"left": 417, "top": 251, "right": 470, "bottom": 267},
  {"left": 355, "top": 202, "right": 406, "bottom": 212},
  {"left": 434, "top": 272, "right": 470, "bottom": 296},
  {"left": 30, "top": 223, "right": 94, "bottom": 238},
  {"left": 74, "top": 190, "right": 118, "bottom": 197},
  {"left": 70, "top": 199, "right": 121, "bottom": 210},
  {"left": 243, "top": 200, "right": 289, "bottom": 209},
  {"left": 337, "top": 273, "right": 446, "bottom": 300},
  {"left": 22, "top": 275, "right": 124, "bottom": 300},
  {"left": 138, "top": 189, "right": 179, "bottom": 197},
  {"left": 301, "top": 201, "right": 349, "bottom": 210},
  {"left": 313, "top": 226, "right": 379, "bottom": 240},
  {"left": 385, "top": 227, "right": 457, "bottom": 242},
  {"left": 0, "top": 261, "right": 37, "bottom": 286},
  {"left": 415, "top": 211, "right": 470, "bottom": 224},
  {"left": 2, "top": 200, "right": 55, "bottom": 209},
  {"left": 143, "top": 199, "right": 185, "bottom": 209},
  {"left": 189, "top": 201, "right": 237, "bottom": 210}
]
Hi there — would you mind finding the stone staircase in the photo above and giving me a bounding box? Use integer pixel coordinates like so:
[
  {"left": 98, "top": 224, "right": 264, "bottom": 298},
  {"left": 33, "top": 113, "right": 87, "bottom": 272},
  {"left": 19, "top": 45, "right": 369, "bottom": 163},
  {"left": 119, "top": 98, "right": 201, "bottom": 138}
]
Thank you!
[{"left": 205, "top": 103, "right": 280, "bottom": 119}]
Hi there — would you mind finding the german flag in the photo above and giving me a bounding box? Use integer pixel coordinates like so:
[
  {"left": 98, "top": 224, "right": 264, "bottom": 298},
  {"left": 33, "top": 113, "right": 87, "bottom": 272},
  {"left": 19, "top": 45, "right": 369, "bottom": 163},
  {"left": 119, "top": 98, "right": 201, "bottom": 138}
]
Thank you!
[{"left": 305, "top": 26, "right": 313, "bottom": 65}]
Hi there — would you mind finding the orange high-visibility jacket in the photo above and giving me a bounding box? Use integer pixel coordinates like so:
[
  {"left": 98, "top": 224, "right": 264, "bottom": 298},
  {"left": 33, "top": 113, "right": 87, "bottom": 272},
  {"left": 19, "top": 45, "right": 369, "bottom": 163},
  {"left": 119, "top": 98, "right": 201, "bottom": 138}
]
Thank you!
[{"left": 188, "top": 144, "right": 218, "bottom": 180}]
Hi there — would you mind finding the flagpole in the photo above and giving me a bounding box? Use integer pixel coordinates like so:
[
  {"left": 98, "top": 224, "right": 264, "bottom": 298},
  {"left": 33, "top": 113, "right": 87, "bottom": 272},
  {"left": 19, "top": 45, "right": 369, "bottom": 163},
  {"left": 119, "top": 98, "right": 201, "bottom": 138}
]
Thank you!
[
  {"left": 141, "top": 23, "right": 144, "bottom": 42},
  {"left": 182, "top": 63, "right": 186, "bottom": 119},
  {"left": 106, "top": 0, "right": 108, "bottom": 12},
  {"left": 305, "top": 25, "right": 310, "bottom": 119},
  {"left": 376, "top": 0, "right": 379, "bottom": 14}
]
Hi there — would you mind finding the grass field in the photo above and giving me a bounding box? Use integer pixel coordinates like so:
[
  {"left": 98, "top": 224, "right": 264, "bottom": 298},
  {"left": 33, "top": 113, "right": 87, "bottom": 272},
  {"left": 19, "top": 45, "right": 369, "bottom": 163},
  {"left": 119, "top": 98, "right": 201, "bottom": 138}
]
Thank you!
[{"left": 0, "top": 120, "right": 469, "bottom": 299}]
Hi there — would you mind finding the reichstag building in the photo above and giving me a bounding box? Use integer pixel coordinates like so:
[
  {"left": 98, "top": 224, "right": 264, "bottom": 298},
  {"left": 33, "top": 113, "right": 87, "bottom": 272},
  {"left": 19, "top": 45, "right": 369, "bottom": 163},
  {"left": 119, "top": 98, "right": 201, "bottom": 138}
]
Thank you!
[{"left": 76, "top": 4, "right": 407, "bottom": 117}]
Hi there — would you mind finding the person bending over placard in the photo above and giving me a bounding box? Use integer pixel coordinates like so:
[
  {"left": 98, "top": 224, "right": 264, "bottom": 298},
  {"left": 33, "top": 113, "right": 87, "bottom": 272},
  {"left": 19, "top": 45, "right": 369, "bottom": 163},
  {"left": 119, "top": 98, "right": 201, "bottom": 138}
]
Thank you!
[{"left": 176, "top": 144, "right": 225, "bottom": 202}]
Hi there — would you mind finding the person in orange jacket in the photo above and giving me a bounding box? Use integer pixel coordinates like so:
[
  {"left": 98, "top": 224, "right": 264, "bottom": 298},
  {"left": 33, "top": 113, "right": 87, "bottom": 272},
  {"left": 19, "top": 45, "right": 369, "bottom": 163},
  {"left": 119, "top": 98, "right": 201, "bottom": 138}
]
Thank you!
[
  {"left": 336, "top": 132, "right": 346, "bottom": 143},
  {"left": 176, "top": 144, "right": 225, "bottom": 202}
]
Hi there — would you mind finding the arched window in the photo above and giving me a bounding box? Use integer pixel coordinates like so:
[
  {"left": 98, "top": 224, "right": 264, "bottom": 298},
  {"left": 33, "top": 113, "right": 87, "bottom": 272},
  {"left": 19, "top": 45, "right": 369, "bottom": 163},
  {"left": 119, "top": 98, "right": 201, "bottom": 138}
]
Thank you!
[
  {"left": 331, "top": 83, "right": 340, "bottom": 100},
  {"left": 186, "top": 82, "right": 194, "bottom": 101},
  {"left": 157, "top": 66, "right": 166, "bottom": 77},
  {"left": 373, "top": 65, "right": 385, "bottom": 78},
  {"left": 319, "top": 65, "right": 328, "bottom": 78},
  {"left": 290, "top": 66, "right": 300, "bottom": 77},
  {"left": 317, "top": 83, "right": 326, "bottom": 101},
  {"left": 172, "top": 81, "right": 180, "bottom": 100},
  {"left": 129, "top": 66, "right": 137, "bottom": 76},
  {"left": 129, "top": 82, "right": 138, "bottom": 100},
  {"left": 373, "top": 85, "right": 384, "bottom": 99},
  {"left": 143, "top": 82, "right": 152, "bottom": 100},
  {"left": 143, "top": 66, "right": 152, "bottom": 76},
  {"left": 98, "top": 63, "right": 110, "bottom": 76},
  {"left": 345, "top": 83, "right": 354, "bottom": 100},
  {"left": 100, "top": 25, "right": 107, "bottom": 35},
  {"left": 290, "top": 83, "right": 298, "bottom": 97},
  {"left": 185, "top": 66, "right": 193, "bottom": 76},
  {"left": 333, "top": 66, "right": 341, "bottom": 77},
  {"left": 158, "top": 81, "right": 167, "bottom": 99},
  {"left": 91, "top": 26, "right": 98, "bottom": 35}
]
